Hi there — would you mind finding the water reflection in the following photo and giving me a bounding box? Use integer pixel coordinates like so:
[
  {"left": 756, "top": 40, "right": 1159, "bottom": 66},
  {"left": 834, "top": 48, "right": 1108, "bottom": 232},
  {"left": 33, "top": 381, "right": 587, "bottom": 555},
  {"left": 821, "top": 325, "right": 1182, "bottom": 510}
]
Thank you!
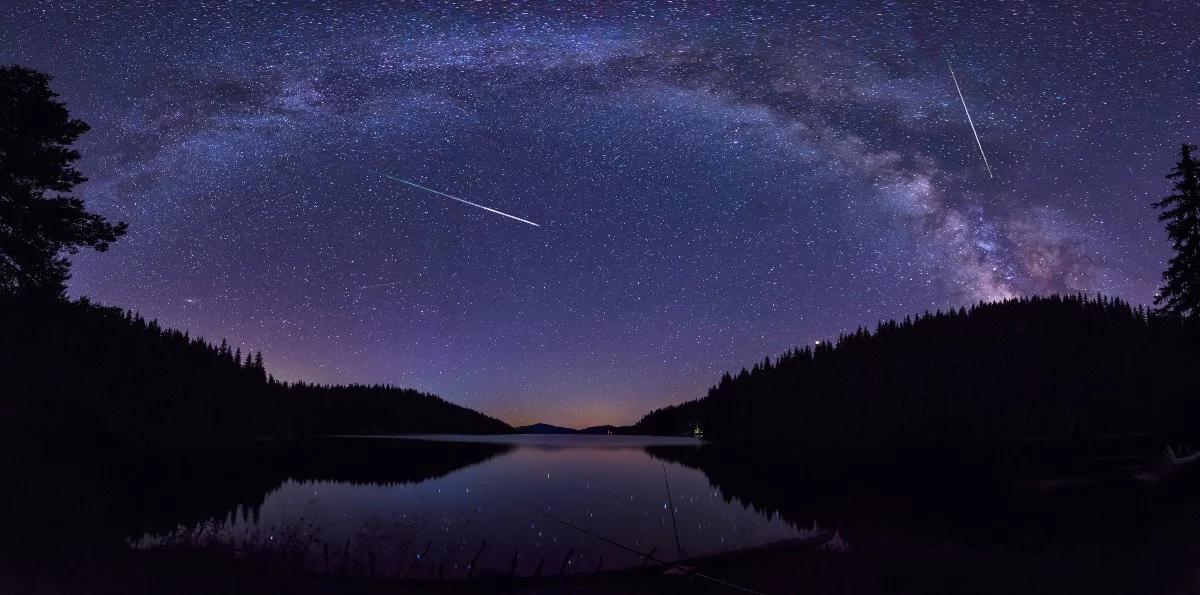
[
  {"left": 147, "top": 436, "right": 805, "bottom": 578},
  {"left": 11, "top": 433, "right": 1200, "bottom": 591},
  {"left": 282, "top": 437, "right": 516, "bottom": 486},
  {"left": 646, "top": 443, "right": 1200, "bottom": 593}
]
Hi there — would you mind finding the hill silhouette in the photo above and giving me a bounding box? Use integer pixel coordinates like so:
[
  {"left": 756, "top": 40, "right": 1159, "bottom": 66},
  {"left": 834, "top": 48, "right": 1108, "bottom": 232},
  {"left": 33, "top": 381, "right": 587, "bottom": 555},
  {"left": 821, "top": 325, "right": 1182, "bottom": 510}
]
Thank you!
[
  {"left": 513, "top": 423, "right": 632, "bottom": 435},
  {"left": 514, "top": 422, "right": 579, "bottom": 434},
  {"left": 0, "top": 297, "right": 510, "bottom": 450},
  {"left": 634, "top": 294, "right": 1200, "bottom": 450}
]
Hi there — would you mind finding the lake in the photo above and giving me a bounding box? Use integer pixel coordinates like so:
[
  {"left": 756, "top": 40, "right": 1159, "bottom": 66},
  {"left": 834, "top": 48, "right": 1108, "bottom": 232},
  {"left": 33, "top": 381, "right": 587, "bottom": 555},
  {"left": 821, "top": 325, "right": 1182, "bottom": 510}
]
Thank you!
[
  {"left": 137, "top": 434, "right": 812, "bottom": 578},
  {"left": 8, "top": 432, "right": 1200, "bottom": 593}
]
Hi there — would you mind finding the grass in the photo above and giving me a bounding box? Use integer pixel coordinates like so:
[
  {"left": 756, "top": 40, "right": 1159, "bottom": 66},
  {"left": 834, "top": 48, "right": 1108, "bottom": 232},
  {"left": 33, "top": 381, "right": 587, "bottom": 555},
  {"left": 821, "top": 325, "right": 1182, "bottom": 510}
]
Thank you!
[{"left": 139, "top": 514, "right": 425, "bottom": 579}]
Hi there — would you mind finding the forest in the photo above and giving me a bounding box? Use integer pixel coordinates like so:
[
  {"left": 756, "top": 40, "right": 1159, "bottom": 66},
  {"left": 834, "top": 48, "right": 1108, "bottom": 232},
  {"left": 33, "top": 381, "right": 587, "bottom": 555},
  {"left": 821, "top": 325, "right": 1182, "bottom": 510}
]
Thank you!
[
  {"left": 634, "top": 294, "right": 1200, "bottom": 450},
  {"left": 0, "top": 296, "right": 511, "bottom": 452}
]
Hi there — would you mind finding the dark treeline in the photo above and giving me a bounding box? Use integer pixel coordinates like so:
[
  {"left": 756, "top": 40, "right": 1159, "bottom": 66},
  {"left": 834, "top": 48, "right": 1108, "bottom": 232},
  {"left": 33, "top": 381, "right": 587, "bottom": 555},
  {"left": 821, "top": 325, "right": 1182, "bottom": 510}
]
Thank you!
[
  {"left": 1, "top": 297, "right": 271, "bottom": 448},
  {"left": 0, "top": 296, "right": 511, "bottom": 451},
  {"left": 634, "top": 294, "right": 1200, "bottom": 449},
  {"left": 287, "top": 384, "right": 511, "bottom": 436}
]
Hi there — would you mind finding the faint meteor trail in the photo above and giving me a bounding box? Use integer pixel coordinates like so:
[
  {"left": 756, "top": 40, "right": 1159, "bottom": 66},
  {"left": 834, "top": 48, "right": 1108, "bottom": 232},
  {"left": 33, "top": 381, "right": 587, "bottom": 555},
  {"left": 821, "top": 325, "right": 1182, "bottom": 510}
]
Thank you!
[
  {"left": 370, "top": 170, "right": 541, "bottom": 227},
  {"left": 355, "top": 280, "right": 405, "bottom": 291},
  {"left": 948, "top": 61, "right": 994, "bottom": 178}
]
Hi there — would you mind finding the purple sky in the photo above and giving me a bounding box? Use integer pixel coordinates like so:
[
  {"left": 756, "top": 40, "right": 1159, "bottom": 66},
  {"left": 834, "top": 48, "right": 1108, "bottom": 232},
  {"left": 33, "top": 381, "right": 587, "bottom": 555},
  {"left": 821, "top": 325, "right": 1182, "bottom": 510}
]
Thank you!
[{"left": 3, "top": 1, "right": 1195, "bottom": 426}]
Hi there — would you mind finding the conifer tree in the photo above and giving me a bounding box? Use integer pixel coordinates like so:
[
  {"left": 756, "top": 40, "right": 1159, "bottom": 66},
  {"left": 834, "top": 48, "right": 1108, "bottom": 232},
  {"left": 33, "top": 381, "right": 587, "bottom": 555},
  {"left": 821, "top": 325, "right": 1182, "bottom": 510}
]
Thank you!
[
  {"left": 0, "top": 65, "right": 126, "bottom": 298},
  {"left": 1153, "top": 144, "right": 1200, "bottom": 319}
]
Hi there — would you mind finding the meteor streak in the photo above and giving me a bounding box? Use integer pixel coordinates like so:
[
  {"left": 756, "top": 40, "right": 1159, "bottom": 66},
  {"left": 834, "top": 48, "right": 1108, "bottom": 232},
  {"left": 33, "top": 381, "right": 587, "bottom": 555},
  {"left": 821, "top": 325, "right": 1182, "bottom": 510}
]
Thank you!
[
  {"left": 371, "top": 170, "right": 541, "bottom": 227},
  {"left": 948, "top": 61, "right": 993, "bottom": 178},
  {"left": 355, "top": 280, "right": 405, "bottom": 291}
]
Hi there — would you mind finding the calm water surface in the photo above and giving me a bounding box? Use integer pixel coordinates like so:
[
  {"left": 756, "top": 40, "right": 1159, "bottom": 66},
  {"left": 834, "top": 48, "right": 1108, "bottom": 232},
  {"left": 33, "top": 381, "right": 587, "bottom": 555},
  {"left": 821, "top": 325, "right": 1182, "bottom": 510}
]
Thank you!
[
  {"left": 117, "top": 433, "right": 1200, "bottom": 592},
  {"left": 155, "top": 435, "right": 807, "bottom": 577}
]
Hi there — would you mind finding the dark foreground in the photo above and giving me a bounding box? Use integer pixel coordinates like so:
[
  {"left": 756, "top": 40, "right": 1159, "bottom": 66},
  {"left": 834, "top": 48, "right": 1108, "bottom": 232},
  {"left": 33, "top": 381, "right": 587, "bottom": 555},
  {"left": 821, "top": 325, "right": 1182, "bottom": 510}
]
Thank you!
[
  {"left": 4, "top": 431, "right": 1200, "bottom": 595},
  {"left": 5, "top": 512, "right": 1199, "bottom": 595}
]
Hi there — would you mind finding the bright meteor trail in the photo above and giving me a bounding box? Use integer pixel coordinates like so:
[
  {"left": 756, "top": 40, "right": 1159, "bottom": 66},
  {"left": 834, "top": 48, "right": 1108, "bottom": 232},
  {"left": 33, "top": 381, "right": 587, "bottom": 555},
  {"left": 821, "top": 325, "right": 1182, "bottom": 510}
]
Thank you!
[
  {"left": 372, "top": 171, "right": 541, "bottom": 227},
  {"left": 948, "top": 61, "right": 994, "bottom": 179}
]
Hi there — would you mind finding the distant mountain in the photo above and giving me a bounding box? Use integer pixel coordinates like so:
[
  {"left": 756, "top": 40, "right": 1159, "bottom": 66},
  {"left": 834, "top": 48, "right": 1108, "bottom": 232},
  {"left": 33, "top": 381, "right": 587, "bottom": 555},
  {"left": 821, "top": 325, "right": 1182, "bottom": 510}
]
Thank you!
[
  {"left": 513, "top": 423, "right": 634, "bottom": 435},
  {"left": 580, "top": 425, "right": 632, "bottom": 435},
  {"left": 634, "top": 294, "right": 1200, "bottom": 449},
  {"left": 514, "top": 423, "right": 579, "bottom": 434}
]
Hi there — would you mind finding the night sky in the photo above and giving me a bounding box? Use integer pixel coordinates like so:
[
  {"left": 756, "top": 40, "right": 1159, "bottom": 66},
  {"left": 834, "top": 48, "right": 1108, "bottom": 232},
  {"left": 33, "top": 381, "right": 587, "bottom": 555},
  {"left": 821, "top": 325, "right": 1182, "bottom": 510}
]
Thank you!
[{"left": 3, "top": 1, "right": 1196, "bottom": 427}]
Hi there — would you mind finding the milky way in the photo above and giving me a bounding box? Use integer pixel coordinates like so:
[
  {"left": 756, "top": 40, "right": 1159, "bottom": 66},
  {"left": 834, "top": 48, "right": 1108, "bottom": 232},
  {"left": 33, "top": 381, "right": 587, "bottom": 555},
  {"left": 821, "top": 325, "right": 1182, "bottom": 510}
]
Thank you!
[{"left": 2, "top": 1, "right": 1195, "bottom": 426}]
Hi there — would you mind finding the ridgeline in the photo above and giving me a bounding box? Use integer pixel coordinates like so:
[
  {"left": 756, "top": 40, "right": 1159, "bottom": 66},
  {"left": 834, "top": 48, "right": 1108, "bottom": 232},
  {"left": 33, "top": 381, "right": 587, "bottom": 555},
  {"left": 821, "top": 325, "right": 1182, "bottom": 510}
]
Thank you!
[
  {"left": 634, "top": 294, "right": 1200, "bottom": 450},
  {"left": 0, "top": 297, "right": 510, "bottom": 450}
]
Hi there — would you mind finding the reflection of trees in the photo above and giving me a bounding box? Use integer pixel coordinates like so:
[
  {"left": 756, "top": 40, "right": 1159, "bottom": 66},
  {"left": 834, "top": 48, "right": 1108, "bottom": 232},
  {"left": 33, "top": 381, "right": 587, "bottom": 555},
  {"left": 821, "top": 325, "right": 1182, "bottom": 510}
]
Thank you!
[
  {"left": 645, "top": 443, "right": 1200, "bottom": 557},
  {"left": 0, "top": 437, "right": 513, "bottom": 551},
  {"left": 281, "top": 437, "right": 514, "bottom": 487}
]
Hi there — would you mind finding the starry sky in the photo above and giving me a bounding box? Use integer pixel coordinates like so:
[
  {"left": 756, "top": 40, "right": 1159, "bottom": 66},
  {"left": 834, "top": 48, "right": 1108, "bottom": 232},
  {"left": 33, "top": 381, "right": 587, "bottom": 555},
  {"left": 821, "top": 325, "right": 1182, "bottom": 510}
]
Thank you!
[{"left": 2, "top": 1, "right": 1196, "bottom": 427}]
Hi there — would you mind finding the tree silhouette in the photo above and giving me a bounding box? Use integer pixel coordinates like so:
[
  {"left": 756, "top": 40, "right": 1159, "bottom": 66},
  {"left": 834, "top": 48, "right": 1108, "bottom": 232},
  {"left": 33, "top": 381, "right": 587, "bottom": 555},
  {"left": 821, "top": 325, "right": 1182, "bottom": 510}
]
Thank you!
[
  {"left": 634, "top": 295, "right": 1200, "bottom": 448},
  {"left": 1153, "top": 143, "right": 1200, "bottom": 319},
  {"left": 0, "top": 65, "right": 126, "bottom": 299},
  {"left": 0, "top": 298, "right": 512, "bottom": 448}
]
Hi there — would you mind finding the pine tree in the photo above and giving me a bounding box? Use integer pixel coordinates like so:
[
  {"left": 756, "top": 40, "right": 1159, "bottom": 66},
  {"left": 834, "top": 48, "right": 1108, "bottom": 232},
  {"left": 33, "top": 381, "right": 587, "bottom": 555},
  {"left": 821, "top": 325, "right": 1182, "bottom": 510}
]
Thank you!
[
  {"left": 1153, "top": 144, "right": 1200, "bottom": 319},
  {"left": 0, "top": 65, "right": 127, "bottom": 298}
]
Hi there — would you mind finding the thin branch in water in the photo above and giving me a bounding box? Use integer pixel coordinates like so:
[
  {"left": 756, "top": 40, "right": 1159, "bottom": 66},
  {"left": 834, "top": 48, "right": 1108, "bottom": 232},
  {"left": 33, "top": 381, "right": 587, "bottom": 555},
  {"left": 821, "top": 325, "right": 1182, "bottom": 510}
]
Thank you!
[
  {"left": 543, "top": 512, "right": 766, "bottom": 595},
  {"left": 643, "top": 546, "right": 658, "bottom": 567},
  {"left": 405, "top": 539, "right": 432, "bottom": 578},
  {"left": 467, "top": 540, "right": 486, "bottom": 579},
  {"left": 559, "top": 547, "right": 575, "bottom": 575},
  {"left": 663, "top": 463, "right": 685, "bottom": 557}
]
